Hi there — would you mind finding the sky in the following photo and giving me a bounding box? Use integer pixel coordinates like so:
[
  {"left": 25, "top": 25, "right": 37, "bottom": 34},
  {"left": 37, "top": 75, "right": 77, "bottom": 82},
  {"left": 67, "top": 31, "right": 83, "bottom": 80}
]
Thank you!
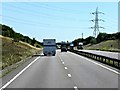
[{"left": 1, "top": 1, "right": 118, "bottom": 42}]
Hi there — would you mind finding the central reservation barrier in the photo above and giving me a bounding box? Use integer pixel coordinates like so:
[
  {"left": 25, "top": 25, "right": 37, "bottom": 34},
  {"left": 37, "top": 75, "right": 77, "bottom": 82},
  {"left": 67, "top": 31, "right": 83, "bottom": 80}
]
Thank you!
[{"left": 68, "top": 49, "right": 120, "bottom": 69}]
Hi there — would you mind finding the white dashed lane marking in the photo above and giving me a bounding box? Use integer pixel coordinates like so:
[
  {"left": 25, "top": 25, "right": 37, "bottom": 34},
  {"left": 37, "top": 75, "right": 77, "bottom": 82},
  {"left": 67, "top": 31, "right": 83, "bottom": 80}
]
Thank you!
[
  {"left": 68, "top": 74, "right": 72, "bottom": 78},
  {"left": 64, "top": 67, "right": 68, "bottom": 70},
  {"left": 62, "top": 62, "right": 65, "bottom": 64}
]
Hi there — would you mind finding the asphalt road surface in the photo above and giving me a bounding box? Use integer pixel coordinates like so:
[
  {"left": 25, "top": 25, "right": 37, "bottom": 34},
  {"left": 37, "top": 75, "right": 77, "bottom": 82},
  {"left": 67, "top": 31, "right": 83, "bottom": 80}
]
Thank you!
[
  {"left": 2, "top": 50, "right": 119, "bottom": 89},
  {"left": 78, "top": 50, "right": 119, "bottom": 59}
]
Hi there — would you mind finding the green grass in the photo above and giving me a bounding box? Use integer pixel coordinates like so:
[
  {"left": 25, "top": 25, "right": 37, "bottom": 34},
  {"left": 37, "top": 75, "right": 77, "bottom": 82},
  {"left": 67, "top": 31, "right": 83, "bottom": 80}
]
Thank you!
[
  {"left": 84, "top": 40, "right": 120, "bottom": 52},
  {"left": 1, "top": 35, "right": 42, "bottom": 70}
]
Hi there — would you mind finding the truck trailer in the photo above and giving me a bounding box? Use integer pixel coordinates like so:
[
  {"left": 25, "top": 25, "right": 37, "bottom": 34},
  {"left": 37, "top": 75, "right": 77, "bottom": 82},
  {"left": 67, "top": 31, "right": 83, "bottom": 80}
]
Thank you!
[{"left": 43, "top": 39, "right": 56, "bottom": 56}]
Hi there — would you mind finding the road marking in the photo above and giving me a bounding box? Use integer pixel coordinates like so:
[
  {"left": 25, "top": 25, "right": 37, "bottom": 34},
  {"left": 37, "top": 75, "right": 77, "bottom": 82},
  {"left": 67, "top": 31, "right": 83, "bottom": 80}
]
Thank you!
[
  {"left": 58, "top": 55, "right": 63, "bottom": 62},
  {"left": 75, "top": 53, "right": 120, "bottom": 75},
  {"left": 68, "top": 74, "right": 72, "bottom": 77},
  {"left": 85, "top": 58, "right": 120, "bottom": 75},
  {"left": 70, "top": 52, "right": 120, "bottom": 75},
  {"left": 64, "top": 67, "right": 68, "bottom": 70},
  {"left": 62, "top": 62, "right": 65, "bottom": 64},
  {"left": 58, "top": 54, "right": 77, "bottom": 89},
  {"left": 0, "top": 56, "right": 40, "bottom": 90},
  {"left": 74, "top": 86, "right": 78, "bottom": 90}
]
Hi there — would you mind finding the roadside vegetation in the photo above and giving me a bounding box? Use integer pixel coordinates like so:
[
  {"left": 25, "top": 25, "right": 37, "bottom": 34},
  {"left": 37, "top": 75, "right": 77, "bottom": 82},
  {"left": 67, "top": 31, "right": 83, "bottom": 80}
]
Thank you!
[
  {"left": 1, "top": 24, "right": 42, "bottom": 48},
  {"left": 0, "top": 24, "right": 42, "bottom": 77},
  {"left": 1, "top": 35, "right": 41, "bottom": 70},
  {"left": 73, "top": 32, "right": 120, "bottom": 52},
  {"left": 84, "top": 39, "right": 120, "bottom": 52}
]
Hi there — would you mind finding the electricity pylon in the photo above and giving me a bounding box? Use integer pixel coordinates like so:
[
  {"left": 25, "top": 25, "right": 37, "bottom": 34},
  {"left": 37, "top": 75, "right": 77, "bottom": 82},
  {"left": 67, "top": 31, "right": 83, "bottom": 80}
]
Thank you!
[{"left": 90, "top": 7, "right": 105, "bottom": 38}]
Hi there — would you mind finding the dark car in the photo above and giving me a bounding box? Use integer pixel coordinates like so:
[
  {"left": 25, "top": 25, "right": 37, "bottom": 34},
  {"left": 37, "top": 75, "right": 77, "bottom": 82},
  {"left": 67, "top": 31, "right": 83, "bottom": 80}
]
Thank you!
[{"left": 61, "top": 47, "right": 67, "bottom": 52}]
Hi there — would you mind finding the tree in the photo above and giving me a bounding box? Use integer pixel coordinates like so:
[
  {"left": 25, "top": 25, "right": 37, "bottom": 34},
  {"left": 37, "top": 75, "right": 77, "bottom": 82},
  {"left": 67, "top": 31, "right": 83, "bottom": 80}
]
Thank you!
[
  {"left": 1, "top": 24, "right": 42, "bottom": 47},
  {"left": 90, "top": 38, "right": 97, "bottom": 45},
  {"left": 96, "top": 33, "right": 107, "bottom": 43},
  {"left": 84, "top": 36, "right": 95, "bottom": 45},
  {"left": 72, "top": 38, "right": 83, "bottom": 46},
  {"left": 115, "top": 32, "right": 120, "bottom": 40},
  {"left": 31, "top": 38, "right": 36, "bottom": 46}
]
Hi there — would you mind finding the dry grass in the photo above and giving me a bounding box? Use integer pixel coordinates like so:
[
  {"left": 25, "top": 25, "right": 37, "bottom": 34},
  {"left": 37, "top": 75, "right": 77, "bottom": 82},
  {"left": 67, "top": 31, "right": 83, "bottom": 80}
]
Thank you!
[
  {"left": 1, "top": 35, "right": 42, "bottom": 69},
  {"left": 84, "top": 40, "right": 120, "bottom": 52}
]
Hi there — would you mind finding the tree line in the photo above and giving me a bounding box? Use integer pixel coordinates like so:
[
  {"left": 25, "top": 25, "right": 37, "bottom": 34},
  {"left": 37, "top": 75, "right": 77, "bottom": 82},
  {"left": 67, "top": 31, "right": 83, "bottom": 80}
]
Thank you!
[
  {"left": 1, "top": 24, "right": 119, "bottom": 47},
  {"left": 0, "top": 24, "right": 42, "bottom": 48},
  {"left": 73, "top": 32, "right": 120, "bottom": 46}
]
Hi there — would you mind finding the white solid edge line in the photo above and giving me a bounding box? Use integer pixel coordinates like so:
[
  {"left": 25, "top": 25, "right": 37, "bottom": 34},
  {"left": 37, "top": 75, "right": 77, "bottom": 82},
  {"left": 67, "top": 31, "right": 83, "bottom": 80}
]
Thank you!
[
  {"left": 83, "top": 56, "right": 120, "bottom": 75},
  {"left": 0, "top": 56, "right": 40, "bottom": 90},
  {"left": 70, "top": 52, "right": 120, "bottom": 75}
]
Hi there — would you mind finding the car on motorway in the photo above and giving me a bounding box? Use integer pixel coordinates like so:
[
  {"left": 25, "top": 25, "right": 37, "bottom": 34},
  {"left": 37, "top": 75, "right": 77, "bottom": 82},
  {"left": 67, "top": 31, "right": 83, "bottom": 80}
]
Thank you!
[
  {"left": 61, "top": 47, "right": 67, "bottom": 52},
  {"left": 61, "top": 41, "right": 68, "bottom": 52}
]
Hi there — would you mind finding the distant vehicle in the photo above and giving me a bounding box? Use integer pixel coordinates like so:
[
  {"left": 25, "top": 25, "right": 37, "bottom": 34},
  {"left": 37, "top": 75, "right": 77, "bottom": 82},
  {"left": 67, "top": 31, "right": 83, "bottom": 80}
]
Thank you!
[
  {"left": 77, "top": 42, "right": 83, "bottom": 49},
  {"left": 70, "top": 43, "right": 74, "bottom": 50},
  {"left": 43, "top": 39, "right": 56, "bottom": 56},
  {"left": 61, "top": 47, "right": 67, "bottom": 52},
  {"left": 61, "top": 42, "right": 67, "bottom": 52}
]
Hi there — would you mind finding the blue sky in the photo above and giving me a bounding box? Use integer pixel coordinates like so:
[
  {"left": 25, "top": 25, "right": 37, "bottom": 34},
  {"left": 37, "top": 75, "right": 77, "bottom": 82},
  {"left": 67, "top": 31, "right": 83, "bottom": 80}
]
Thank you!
[{"left": 1, "top": 2, "right": 118, "bottom": 42}]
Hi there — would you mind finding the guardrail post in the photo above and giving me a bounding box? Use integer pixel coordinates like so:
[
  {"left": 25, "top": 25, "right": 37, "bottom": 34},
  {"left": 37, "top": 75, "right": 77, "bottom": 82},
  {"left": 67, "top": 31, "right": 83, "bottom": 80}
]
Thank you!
[
  {"left": 118, "top": 62, "right": 119, "bottom": 68},
  {"left": 69, "top": 49, "right": 120, "bottom": 69},
  {"left": 113, "top": 60, "right": 114, "bottom": 67},
  {"left": 104, "top": 58, "right": 106, "bottom": 63}
]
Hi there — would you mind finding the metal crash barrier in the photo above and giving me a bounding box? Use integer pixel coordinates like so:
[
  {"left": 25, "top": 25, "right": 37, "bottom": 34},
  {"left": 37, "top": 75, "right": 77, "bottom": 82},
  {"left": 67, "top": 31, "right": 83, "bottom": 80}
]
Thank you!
[{"left": 68, "top": 49, "right": 120, "bottom": 69}]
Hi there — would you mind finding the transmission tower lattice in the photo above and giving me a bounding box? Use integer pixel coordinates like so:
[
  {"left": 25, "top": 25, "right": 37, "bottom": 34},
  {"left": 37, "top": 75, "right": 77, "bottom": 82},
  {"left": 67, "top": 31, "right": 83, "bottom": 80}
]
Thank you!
[{"left": 90, "top": 7, "right": 105, "bottom": 38}]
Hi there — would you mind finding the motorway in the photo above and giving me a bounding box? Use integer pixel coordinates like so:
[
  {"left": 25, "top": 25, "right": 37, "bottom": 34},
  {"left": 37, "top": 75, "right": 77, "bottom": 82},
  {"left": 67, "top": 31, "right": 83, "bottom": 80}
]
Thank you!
[
  {"left": 1, "top": 50, "right": 119, "bottom": 89},
  {"left": 78, "top": 50, "right": 119, "bottom": 59}
]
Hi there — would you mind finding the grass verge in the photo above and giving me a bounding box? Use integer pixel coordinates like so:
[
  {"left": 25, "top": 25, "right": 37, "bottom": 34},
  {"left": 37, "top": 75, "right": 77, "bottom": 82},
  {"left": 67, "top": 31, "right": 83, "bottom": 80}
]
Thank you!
[
  {"left": 0, "top": 35, "right": 42, "bottom": 77},
  {"left": 84, "top": 40, "right": 120, "bottom": 52}
]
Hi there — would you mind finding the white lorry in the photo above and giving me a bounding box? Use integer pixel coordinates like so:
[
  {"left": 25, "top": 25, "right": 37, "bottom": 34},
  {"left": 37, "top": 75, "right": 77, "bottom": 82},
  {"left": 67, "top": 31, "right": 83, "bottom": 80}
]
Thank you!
[
  {"left": 77, "top": 42, "right": 83, "bottom": 49},
  {"left": 43, "top": 39, "right": 56, "bottom": 56}
]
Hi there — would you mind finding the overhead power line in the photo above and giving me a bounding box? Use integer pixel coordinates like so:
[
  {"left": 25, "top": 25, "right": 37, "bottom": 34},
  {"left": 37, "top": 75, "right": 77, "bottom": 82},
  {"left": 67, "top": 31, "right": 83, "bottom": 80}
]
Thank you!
[
  {"left": 0, "top": 15, "right": 50, "bottom": 26},
  {"left": 1, "top": 15, "right": 88, "bottom": 29},
  {"left": 3, "top": 4, "right": 87, "bottom": 22},
  {"left": 24, "top": 3, "right": 84, "bottom": 15}
]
